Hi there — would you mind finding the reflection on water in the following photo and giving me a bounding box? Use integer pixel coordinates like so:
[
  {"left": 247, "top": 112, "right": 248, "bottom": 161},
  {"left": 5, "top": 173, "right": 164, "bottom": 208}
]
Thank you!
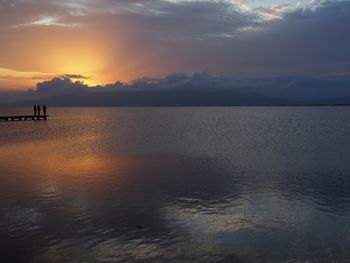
[{"left": 1, "top": 107, "right": 350, "bottom": 262}]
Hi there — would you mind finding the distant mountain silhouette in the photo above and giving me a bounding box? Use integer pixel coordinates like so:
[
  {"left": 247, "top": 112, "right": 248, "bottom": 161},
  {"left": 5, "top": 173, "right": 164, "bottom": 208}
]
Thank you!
[{"left": 10, "top": 88, "right": 290, "bottom": 107}]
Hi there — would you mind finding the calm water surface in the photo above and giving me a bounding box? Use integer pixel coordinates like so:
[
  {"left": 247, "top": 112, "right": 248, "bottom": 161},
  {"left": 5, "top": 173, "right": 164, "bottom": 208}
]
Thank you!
[{"left": 1, "top": 107, "right": 350, "bottom": 263}]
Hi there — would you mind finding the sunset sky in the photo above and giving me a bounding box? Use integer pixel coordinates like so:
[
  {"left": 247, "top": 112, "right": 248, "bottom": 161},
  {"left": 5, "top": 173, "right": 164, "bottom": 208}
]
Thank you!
[{"left": 1, "top": 0, "right": 350, "bottom": 90}]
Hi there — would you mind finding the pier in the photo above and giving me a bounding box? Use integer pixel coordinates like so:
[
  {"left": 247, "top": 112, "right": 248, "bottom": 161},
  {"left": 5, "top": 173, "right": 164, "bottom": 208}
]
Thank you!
[{"left": 0, "top": 115, "right": 48, "bottom": 122}]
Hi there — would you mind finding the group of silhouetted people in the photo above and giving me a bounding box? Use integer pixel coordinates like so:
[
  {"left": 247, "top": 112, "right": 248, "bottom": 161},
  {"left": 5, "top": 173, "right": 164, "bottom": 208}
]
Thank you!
[{"left": 33, "top": 105, "right": 47, "bottom": 116}]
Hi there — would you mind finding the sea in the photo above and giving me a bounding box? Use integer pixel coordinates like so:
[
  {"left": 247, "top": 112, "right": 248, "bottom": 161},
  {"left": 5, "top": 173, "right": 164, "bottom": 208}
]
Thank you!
[{"left": 1, "top": 107, "right": 350, "bottom": 263}]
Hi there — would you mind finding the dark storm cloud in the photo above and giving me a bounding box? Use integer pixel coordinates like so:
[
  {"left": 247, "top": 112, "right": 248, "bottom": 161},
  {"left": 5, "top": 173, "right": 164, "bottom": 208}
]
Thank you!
[
  {"left": 33, "top": 76, "right": 88, "bottom": 95},
  {"left": 29, "top": 72, "right": 229, "bottom": 96},
  {"left": 2, "top": 72, "right": 350, "bottom": 106}
]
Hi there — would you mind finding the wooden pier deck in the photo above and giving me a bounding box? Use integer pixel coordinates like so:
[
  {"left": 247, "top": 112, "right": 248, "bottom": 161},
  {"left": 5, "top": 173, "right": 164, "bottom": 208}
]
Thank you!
[{"left": 0, "top": 115, "right": 48, "bottom": 122}]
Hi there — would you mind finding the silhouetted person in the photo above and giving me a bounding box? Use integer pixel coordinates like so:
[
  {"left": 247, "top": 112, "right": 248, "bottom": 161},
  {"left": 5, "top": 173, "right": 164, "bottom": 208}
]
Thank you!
[
  {"left": 37, "top": 105, "right": 41, "bottom": 117},
  {"left": 43, "top": 105, "right": 47, "bottom": 116},
  {"left": 33, "top": 105, "right": 37, "bottom": 116}
]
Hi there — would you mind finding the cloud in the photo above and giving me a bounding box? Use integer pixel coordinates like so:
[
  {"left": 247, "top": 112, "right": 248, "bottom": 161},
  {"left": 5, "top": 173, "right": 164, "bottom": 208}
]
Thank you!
[
  {"left": 0, "top": 0, "right": 325, "bottom": 32},
  {"left": 62, "top": 74, "right": 89, "bottom": 79},
  {"left": 33, "top": 76, "right": 88, "bottom": 95},
  {"left": 29, "top": 15, "right": 79, "bottom": 27},
  {"left": 1, "top": 0, "right": 350, "bottom": 88},
  {"left": 235, "top": 0, "right": 350, "bottom": 76},
  {"left": 104, "top": 0, "right": 350, "bottom": 78},
  {"left": 1, "top": 72, "right": 350, "bottom": 106},
  {"left": 0, "top": 67, "right": 53, "bottom": 80},
  {"left": 31, "top": 72, "right": 237, "bottom": 95}
]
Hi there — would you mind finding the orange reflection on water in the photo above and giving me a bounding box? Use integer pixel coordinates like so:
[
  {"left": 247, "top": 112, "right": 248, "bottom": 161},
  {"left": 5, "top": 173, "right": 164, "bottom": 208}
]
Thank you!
[{"left": 0, "top": 134, "right": 160, "bottom": 185}]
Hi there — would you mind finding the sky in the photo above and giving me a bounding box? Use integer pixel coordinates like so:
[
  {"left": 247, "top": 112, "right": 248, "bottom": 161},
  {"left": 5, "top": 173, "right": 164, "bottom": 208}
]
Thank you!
[{"left": 0, "top": 0, "right": 350, "bottom": 90}]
